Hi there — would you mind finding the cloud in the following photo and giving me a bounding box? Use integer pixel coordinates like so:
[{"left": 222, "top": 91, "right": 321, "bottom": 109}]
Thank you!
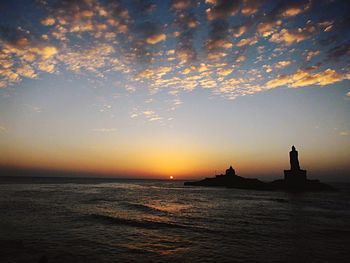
[
  {"left": 257, "top": 20, "right": 280, "bottom": 37},
  {"left": 38, "top": 61, "right": 56, "bottom": 73},
  {"left": 278, "top": 1, "right": 311, "bottom": 17},
  {"left": 208, "top": 39, "right": 233, "bottom": 49},
  {"left": 266, "top": 69, "right": 350, "bottom": 89},
  {"left": 41, "top": 17, "right": 56, "bottom": 26},
  {"left": 236, "top": 36, "right": 258, "bottom": 47},
  {"left": 232, "top": 25, "right": 248, "bottom": 37},
  {"left": 1, "top": 0, "right": 349, "bottom": 108},
  {"left": 270, "top": 25, "right": 316, "bottom": 45},
  {"left": 241, "top": 0, "right": 262, "bottom": 16},
  {"left": 206, "top": 0, "right": 240, "bottom": 20},
  {"left": 57, "top": 44, "right": 116, "bottom": 74},
  {"left": 217, "top": 67, "right": 233, "bottom": 76},
  {"left": 16, "top": 64, "right": 37, "bottom": 79},
  {"left": 171, "top": 0, "right": 193, "bottom": 10},
  {"left": 146, "top": 33, "right": 166, "bottom": 44},
  {"left": 306, "top": 50, "right": 320, "bottom": 61},
  {"left": 256, "top": 0, "right": 311, "bottom": 37},
  {"left": 176, "top": 46, "right": 196, "bottom": 63},
  {"left": 272, "top": 0, "right": 311, "bottom": 18},
  {"left": 141, "top": 110, "right": 163, "bottom": 122},
  {"left": 275, "top": 60, "right": 291, "bottom": 69},
  {"left": 137, "top": 66, "right": 172, "bottom": 79}
]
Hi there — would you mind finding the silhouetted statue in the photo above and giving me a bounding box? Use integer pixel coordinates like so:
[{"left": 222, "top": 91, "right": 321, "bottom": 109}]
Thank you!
[
  {"left": 289, "top": 145, "right": 300, "bottom": 170},
  {"left": 225, "top": 166, "right": 236, "bottom": 176},
  {"left": 284, "top": 146, "right": 307, "bottom": 184}
]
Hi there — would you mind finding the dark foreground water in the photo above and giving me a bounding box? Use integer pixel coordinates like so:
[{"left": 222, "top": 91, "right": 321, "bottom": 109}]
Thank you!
[{"left": 0, "top": 177, "right": 350, "bottom": 263}]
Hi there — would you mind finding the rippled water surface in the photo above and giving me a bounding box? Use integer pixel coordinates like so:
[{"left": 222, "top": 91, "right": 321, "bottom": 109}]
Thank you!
[{"left": 1, "top": 177, "right": 350, "bottom": 263}]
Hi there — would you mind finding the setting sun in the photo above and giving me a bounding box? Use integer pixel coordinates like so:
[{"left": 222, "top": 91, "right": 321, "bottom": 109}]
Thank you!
[{"left": 170, "top": 176, "right": 174, "bottom": 180}]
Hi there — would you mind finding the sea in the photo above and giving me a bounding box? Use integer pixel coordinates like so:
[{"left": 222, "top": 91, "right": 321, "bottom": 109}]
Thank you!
[{"left": 0, "top": 177, "right": 350, "bottom": 263}]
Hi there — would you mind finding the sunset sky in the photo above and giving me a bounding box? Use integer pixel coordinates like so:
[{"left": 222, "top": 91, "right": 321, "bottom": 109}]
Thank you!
[{"left": 0, "top": 0, "right": 349, "bottom": 180}]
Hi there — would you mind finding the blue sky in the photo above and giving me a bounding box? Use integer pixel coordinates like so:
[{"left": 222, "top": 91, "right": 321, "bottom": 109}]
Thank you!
[{"left": 0, "top": 0, "right": 349, "bottom": 180}]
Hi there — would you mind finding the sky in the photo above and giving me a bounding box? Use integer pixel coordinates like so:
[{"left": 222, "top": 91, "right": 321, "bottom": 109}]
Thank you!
[{"left": 0, "top": 0, "right": 349, "bottom": 180}]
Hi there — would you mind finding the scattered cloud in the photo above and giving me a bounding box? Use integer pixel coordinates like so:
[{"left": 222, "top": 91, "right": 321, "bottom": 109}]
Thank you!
[
  {"left": 0, "top": 0, "right": 349, "bottom": 106},
  {"left": 266, "top": 69, "right": 350, "bottom": 89}
]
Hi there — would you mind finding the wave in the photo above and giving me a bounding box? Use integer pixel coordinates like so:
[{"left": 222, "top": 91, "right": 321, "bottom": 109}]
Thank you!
[
  {"left": 121, "top": 202, "right": 168, "bottom": 215},
  {"left": 86, "top": 213, "right": 190, "bottom": 230},
  {"left": 85, "top": 213, "right": 235, "bottom": 237}
]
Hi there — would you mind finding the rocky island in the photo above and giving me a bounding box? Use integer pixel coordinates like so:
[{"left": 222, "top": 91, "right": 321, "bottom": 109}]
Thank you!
[{"left": 184, "top": 146, "right": 334, "bottom": 192}]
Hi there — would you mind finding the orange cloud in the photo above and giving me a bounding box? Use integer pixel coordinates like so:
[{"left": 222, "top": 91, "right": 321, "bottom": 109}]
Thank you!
[
  {"left": 280, "top": 1, "right": 311, "bottom": 17},
  {"left": 146, "top": 33, "right": 166, "bottom": 44},
  {"left": 172, "top": 0, "right": 193, "bottom": 9},
  {"left": 207, "top": 39, "right": 233, "bottom": 49},
  {"left": 270, "top": 25, "right": 316, "bottom": 45},
  {"left": 236, "top": 36, "right": 258, "bottom": 47},
  {"left": 217, "top": 67, "right": 233, "bottom": 76},
  {"left": 41, "top": 17, "right": 56, "bottom": 26},
  {"left": 257, "top": 20, "right": 281, "bottom": 37},
  {"left": 266, "top": 69, "right": 350, "bottom": 89},
  {"left": 232, "top": 25, "right": 247, "bottom": 38},
  {"left": 241, "top": 0, "right": 262, "bottom": 16}
]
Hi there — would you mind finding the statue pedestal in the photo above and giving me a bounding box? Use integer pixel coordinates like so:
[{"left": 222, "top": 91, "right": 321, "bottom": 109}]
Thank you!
[{"left": 284, "top": 169, "right": 307, "bottom": 185}]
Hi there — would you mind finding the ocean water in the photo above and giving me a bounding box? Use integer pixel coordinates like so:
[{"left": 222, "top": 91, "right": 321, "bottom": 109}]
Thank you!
[{"left": 0, "top": 177, "right": 350, "bottom": 263}]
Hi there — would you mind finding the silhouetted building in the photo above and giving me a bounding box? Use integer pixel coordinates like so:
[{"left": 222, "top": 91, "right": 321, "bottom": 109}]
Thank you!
[
  {"left": 284, "top": 146, "right": 307, "bottom": 184},
  {"left": 225, "top": 166, "right": 236, "bottom": 176},
  {"left": 215, "top": 165, "right": 236, "bottom": 178}
]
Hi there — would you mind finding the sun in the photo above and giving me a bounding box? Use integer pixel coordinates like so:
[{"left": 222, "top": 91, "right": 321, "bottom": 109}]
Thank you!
[{"left": 169, "top": 176, "right": 174, "bottom": 180}]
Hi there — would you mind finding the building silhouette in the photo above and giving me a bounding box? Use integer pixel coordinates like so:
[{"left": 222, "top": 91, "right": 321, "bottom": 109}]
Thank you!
[{"left": 225, "top": 166, "right": 236, "bottom": 176}]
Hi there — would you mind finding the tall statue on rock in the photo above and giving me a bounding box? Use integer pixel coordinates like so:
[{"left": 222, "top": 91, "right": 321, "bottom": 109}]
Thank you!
[
  {"left": 284, "top": 146, "right": 307, "bottom": 185},
  {"left": 289, "top": 145, "right": 300, "bottom": 171}
]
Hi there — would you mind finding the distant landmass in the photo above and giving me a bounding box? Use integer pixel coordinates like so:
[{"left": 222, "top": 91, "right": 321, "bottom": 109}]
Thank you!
[{"left": 184, "top": 146, "right": 334, "bottom": 191}]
